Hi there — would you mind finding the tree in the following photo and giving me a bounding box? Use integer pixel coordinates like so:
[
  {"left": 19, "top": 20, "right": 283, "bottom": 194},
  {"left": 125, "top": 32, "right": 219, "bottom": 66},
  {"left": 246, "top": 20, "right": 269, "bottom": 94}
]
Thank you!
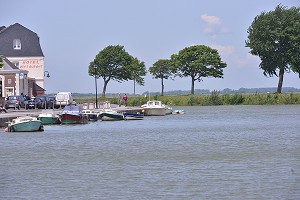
[
  {"left": 245, "top": 5, "right": 300, "bottom": 93},
  {"left": 149, "top": 59, "right": 173, "bottom": 96},
  {"left": 88, "top": 45, "right": 138, "bottom": 97},
  {"left": 171, "top": 45, "right": 227, "bottom": 95},
  {"left": 0, "top": 56, "right": 3, "bottom": 69},
  {"left": 130, "top": 57, "right": 146, "bottom": 95}
]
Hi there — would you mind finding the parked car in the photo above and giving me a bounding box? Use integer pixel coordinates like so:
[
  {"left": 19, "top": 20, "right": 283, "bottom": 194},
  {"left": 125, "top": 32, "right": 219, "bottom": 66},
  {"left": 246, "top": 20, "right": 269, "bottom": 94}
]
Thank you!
[
  {"left": 5, "top": 95, "right": 26, "bottom": 109},
  {"left": 35, "top": 96, "right": 48, "bottom": 109},
  {"left": 25, "top": 98, "right": 44, "bottom": 109},
  {"left": 46, "top": 96, "right": 56, "bottom": 109},
  {"left": 55, "top": 92, "right": 74, "bottom": 108}
]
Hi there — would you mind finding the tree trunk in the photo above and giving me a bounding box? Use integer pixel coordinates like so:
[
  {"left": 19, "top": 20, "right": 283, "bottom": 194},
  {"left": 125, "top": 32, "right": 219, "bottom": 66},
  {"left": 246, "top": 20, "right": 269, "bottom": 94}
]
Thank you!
[
  {"left": 133, "top": 79, "right": 136, "bottom": 96},
  {"left": 277, "top": 67, "right": 284, "bottom": 93},
  {"left": 191, "top": 77, "right": 195, "bottom": 95},
  {"left": 161, "top": 78, "right": 164, "bottom": 96},
  {"left": 102, "top": 80, "right": 109, "bottom": 97}
]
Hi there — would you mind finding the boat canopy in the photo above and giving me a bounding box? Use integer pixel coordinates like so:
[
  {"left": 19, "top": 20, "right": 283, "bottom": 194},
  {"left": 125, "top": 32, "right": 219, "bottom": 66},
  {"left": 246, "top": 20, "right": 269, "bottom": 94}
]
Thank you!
[{"left": 63, "top": 105, "right": 82, "bottom": 112}]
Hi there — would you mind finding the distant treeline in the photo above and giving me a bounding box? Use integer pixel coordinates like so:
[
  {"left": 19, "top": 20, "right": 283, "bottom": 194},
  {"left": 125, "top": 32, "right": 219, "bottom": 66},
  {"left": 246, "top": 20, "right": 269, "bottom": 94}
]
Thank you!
[{"left": 47, "top": 87, "right": 300, "bottom": 98}]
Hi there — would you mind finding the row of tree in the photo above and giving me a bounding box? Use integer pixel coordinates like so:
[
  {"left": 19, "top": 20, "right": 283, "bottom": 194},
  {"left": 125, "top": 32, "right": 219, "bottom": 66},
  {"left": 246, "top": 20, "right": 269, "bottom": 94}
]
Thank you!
[{"left": 89, "top": 5, "right": 300, "bottom": 97}]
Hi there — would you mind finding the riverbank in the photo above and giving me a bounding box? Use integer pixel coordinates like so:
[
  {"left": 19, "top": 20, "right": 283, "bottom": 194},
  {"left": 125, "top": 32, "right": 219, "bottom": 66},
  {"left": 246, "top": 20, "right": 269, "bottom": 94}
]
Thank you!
[{"left": 75, "top": 92, "right": 300, "bottom": 107}]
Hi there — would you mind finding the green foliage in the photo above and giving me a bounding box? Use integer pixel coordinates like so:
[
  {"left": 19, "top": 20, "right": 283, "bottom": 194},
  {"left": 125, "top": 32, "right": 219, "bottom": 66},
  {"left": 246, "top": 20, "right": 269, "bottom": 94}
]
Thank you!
[
  {"left": 149, "top": 59, "right": 173, "bottom": 96},
  {"left": 88, "top": 45, "right": 145, "bottom": 97},
  {"left": 170, "top": 45, "right": 227, "bottom": 95},
  {"left": 246, "top": 5, "right": 300, "bottom": 93}
]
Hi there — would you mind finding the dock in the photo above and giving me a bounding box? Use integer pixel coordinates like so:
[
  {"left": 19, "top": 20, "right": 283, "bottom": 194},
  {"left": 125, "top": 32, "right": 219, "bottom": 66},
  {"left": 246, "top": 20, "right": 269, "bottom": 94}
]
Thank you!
[{"left": 0, "top": 104, "right": 143, "bottom": 127}]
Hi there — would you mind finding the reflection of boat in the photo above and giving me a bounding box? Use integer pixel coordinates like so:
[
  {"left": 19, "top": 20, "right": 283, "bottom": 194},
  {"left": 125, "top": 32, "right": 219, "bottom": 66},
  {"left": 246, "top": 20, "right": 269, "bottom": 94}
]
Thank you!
[
  {"left": 60, "top": 105, "right": 88, "bottom": 124},
  {"left": 5, "top": 116, "right": 44, "bottom": 132},
  {"left": 141, "top": 100, "right": 167, "bottom": 116},
  {"left": 82, "top": 110, "right": 98, "bottom": 121},
  {"left": 172, "top": 109, "right": 185, "bottom": 114},
  {"left": 123, "top": 112, "right": 144, "bottom": 120},
  {"left": 99, "top": 101, "right": 124, "bottom": 121},
  {"left": 38, "top": 110, "right": 61, "bottom": 125}
]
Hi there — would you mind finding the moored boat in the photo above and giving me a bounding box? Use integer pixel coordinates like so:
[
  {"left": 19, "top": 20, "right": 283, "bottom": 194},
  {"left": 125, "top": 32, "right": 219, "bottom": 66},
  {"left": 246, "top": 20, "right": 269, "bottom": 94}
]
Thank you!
[
  {"left": 98, "top": 101, "right": 124, "bottom": 121},
  {"left": 141, "top": 100, "right": 167, "bottom": 116},
  {"left": 38, "top": 110, "right": 61, "bottom": 125},
  {"left": 82, "top": 109, "right": 98, "bottom": 121},
  {"left": 5, "top": 116, "right": 44, "bottom": 132},
  {"left": 123, "top": 111, "right": 144, "bottom": 120},
  {"left": 172, "top": 109, "right": 185, "bottom": 114},
  {"left": 60, "top": 105, "right": 88, "bottom": 124}
]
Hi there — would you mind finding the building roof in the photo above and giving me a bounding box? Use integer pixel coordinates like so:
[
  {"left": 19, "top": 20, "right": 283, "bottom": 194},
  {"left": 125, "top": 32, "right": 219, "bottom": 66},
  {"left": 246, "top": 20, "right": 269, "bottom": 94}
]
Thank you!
[
  {"left": 0, "top": 23, "right": 44, "bottom": 57},
  {"left": 33, "top": 82, "right": 45, "bottom": 91}
]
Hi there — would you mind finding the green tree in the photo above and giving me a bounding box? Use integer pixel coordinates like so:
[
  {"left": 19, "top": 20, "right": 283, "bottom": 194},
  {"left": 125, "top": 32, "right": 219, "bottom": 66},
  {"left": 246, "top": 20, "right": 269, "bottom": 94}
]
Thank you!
[
  {"left": 246, "top": 5, "right": 300, "bottom": 93},
  {"left": 0, "top": 56, "right": 3, "bottom": 69},
  {"left": 130, "top": 57, "right": 146, "bottom": 95},
  {"left": 171, "top": 45, "right": 227, "bottom": 95},
  {"left": 149, "top": 59, "right": 173, "bottom": 96},
  {"left": 88, "top": 45, "right": 138, "bottom": 97}
]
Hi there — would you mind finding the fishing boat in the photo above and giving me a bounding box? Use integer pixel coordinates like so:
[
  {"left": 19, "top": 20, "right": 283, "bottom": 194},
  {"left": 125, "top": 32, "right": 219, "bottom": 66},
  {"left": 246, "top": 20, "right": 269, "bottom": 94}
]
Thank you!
[
  {"left": 82, "top": 109, "right": 98, "bottom": 121},
  {"left": 123, "top": 111, "right": 144, "bottom": 120},
  {"left": 141, "top": 100, "right": 167, "bottom": 116},
  {"left": 60, "top": 105, "right": 88, "bottom": 124},
  {"left": 5, "top": 116, "right": 44, "bottom": 132},
  {"left": 38, "top": 110, "right": 61, "bottom": 125}
]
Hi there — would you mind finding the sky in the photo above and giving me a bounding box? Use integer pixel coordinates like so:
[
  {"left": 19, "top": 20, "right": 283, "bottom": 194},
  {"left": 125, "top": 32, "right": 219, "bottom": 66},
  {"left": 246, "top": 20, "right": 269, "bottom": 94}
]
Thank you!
[{"left": 1, "top": 0, "right": 299, "bottom": 95}]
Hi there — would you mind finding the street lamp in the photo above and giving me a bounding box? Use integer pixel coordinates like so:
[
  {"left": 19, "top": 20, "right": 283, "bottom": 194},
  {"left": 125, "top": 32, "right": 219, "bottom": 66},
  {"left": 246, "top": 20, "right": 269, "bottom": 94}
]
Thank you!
[
  {"left": 44, "top": 71, "right": 50, "bottom": 78},
  {"left": 94, "top": 64, "right": 98, "bottom": 109}
]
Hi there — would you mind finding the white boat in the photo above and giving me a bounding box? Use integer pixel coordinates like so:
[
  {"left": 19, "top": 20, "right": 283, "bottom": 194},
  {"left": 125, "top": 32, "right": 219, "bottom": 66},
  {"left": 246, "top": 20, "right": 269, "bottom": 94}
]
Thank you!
[
  {"left": 38, "top": 110, "right": 61, "bottom": 125},
  {"left": 141, "top": 100, "right": 167, "bottom": 116},
  {"left": 5, "top": 116, "right": 44, "bottom": 132},
  {"left": 172, "top": 109, "right": 185, "bottom": 114},
  {"left": 82, "top": 109, "right": 99, "bottom": 121}
]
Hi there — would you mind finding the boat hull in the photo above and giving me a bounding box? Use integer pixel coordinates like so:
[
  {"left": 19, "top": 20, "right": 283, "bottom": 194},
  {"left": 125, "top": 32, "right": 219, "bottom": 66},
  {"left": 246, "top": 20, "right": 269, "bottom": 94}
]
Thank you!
[
  {"left": 123, "top": 112, "right": 144, "bottom": 120},
  {"left": 143, "top": 108, "right": 166, "bottom": 116},
  {"left": 39, "top": 116, "right": 61, "bottom": 125},
  {"left": 60, "top": 114, "right": 88, "bottom": 124},
  {"left": 99, "top": 112, "right": 124, "bottom": 121},
  {"left": 8, "top": 120, "right": 44, "bottom": 132}
]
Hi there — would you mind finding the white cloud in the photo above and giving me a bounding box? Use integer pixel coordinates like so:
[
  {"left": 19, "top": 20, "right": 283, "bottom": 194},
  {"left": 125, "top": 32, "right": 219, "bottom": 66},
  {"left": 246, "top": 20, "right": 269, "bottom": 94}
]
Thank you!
[
  {"left": 200, "top": 14, "right": 229, "bottom": 36},
  {"left": 201, "top": 14, "right": 222, "bottom": 26}
]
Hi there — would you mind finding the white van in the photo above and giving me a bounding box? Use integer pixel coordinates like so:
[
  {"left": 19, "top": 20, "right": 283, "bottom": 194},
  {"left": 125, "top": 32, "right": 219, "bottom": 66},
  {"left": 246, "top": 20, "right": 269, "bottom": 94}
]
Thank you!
[{"left": 55, "top": 92, "right": 75, "bottom": 108}]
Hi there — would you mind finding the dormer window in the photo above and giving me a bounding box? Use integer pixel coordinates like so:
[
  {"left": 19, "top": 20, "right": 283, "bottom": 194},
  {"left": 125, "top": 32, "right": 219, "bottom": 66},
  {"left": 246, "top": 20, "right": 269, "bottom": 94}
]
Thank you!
[{"left": 13, "top": 39, "right": 21, "bottom": 50}]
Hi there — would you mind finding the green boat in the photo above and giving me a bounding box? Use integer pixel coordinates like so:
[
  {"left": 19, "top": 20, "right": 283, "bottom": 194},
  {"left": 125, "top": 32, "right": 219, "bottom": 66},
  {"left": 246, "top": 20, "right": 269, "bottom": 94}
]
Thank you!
[
  {"left": 38, "top": 111, "right": 61, "bottom": 125},
  {"left": 99, "top": 110, "right": 124, "bottom": 121},
  {"left": 6, "top": 116, "right": 44, "bottom": 132}
]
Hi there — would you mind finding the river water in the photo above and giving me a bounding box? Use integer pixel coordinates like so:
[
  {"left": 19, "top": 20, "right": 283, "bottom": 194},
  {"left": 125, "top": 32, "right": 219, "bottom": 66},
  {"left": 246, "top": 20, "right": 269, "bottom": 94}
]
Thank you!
[{"left": 0, "top": 105, "right": 299, "bottom": 199}]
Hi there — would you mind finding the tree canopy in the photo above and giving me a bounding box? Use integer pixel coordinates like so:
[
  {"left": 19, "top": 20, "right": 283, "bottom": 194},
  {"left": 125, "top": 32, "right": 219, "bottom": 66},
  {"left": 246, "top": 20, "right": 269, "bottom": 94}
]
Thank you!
[
  {"left": 245, "top": 5, "right": 300, "bottom": 93},
  {"left": 171, "top": 45, "right": 227, "bottom": 95},
  {"left": 149, "top": 59, "right": 173, "bottom": 96},
  {"left": 88, "top": 45, "right": 146, "bottom": 97},
  {"left": 129, "top": 57, "right": 146, "bottom": 95}
]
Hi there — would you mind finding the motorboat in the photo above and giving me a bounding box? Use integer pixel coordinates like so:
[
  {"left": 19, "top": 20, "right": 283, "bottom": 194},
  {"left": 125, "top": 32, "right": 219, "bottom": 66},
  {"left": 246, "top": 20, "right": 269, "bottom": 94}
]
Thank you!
[
  {"left": 172, "top": 109, "right": 185, "bottom": 114},
  {"left": 82, "top": 109, "right": 98, "bottom": 121},
  {"left": 60, "top": 105, "right": 88, "bottom": 124},
  {"left": 5, "top": 116, "right": 44, "bottom": 132},
  {"left": 38, "top": 110, "right": 61, "bottom": 125},
  {"left": 123, "top": 111, "right": 144, "bottom": 120},
  {"left": 98, "top": 101, "right": 124, "bottom": 121},
  {"left": 141, "top": 100, "right": 167, "bottom": 116}
]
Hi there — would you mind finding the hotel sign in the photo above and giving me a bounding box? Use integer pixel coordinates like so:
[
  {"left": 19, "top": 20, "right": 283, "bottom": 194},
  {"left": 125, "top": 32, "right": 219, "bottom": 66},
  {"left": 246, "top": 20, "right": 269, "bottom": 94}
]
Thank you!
[{"left": 19, "top": 59, "right": 43, "bottom": 69}]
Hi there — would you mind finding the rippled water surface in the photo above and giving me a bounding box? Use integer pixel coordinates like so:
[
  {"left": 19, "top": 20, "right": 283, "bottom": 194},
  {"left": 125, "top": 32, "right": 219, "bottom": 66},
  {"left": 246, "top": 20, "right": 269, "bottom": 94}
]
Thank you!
[{"left": 1, "top": 105, "right": 300, "bottom": 199}]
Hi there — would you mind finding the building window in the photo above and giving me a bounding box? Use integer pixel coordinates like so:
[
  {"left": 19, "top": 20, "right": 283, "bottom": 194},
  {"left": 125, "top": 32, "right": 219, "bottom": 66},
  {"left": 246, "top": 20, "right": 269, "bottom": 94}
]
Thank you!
[
  {"left": 13, "top": 39, "right": 21, "bottom": 50},
  {"left": 14, "top": 61, "right": 19, "bottom": 67},
  {"left": 8, "top": 79, "right": 12, "bottom": 84}
]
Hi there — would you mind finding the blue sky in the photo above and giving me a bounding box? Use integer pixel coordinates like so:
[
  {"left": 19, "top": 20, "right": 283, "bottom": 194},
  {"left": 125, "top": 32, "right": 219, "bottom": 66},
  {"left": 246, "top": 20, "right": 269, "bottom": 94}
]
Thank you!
[{"left": 1, "top": 0, "right": 299, "bottom": 94}]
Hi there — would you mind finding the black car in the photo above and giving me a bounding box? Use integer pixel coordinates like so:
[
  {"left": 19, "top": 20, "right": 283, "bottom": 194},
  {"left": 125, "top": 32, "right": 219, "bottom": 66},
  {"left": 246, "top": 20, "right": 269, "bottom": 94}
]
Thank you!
[
  {"left": 25, "top": 98, "right": 43, "bottom": 109},
  {"left": 5, "top": 95, "right": 26, "bottom": 109},
  {"left": 46, "top": 96, "right": 56, "bottom": 109}
]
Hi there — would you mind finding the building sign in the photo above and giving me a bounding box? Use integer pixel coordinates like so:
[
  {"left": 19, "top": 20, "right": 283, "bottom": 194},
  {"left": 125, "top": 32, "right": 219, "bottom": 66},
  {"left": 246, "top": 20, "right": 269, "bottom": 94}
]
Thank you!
[{"left": 19, "top": 59, "right": 43, "bottom": 69}]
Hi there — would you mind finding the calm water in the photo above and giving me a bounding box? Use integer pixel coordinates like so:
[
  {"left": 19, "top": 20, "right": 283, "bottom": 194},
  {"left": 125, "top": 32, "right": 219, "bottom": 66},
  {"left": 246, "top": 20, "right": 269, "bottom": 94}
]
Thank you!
[{"left": 1, "top": 105, "right": 299, "bottom": 200}]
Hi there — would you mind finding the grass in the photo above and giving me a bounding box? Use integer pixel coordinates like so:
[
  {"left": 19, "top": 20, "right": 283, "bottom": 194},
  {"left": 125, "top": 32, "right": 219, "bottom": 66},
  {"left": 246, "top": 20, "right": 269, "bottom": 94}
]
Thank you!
[{"left": 74, "top": 92, "right": 300, "bottom": 107}]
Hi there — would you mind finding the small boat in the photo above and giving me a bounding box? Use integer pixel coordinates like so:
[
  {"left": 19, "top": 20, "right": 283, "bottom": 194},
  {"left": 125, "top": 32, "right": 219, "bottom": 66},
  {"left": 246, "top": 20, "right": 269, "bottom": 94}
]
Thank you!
[
  {"left": 5, "top": 116, "right": 44, "bottom": 132},
  {"left": 141, "top": 100, "right": 167, "bottom": 116},
  {"left": 99, "top": 110, "right": 124, "bottom": 121},
  {"left": 38, "top": 110, "right": 61, "bottom": 125},
  {"left": 82, "top": 109, "right": 98, "bottom": 121},
  {"left": 172, "top": 109, "right": 185, "bottom": 114},
  {"left": 60, "top": 105, "right": 88, "bottom": 124},
  {"left": 98, "top": 101, "right": 124, "bottom": 121},
  {"left": 123, "top": 111, "right": 144, "bottom": 120}
]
